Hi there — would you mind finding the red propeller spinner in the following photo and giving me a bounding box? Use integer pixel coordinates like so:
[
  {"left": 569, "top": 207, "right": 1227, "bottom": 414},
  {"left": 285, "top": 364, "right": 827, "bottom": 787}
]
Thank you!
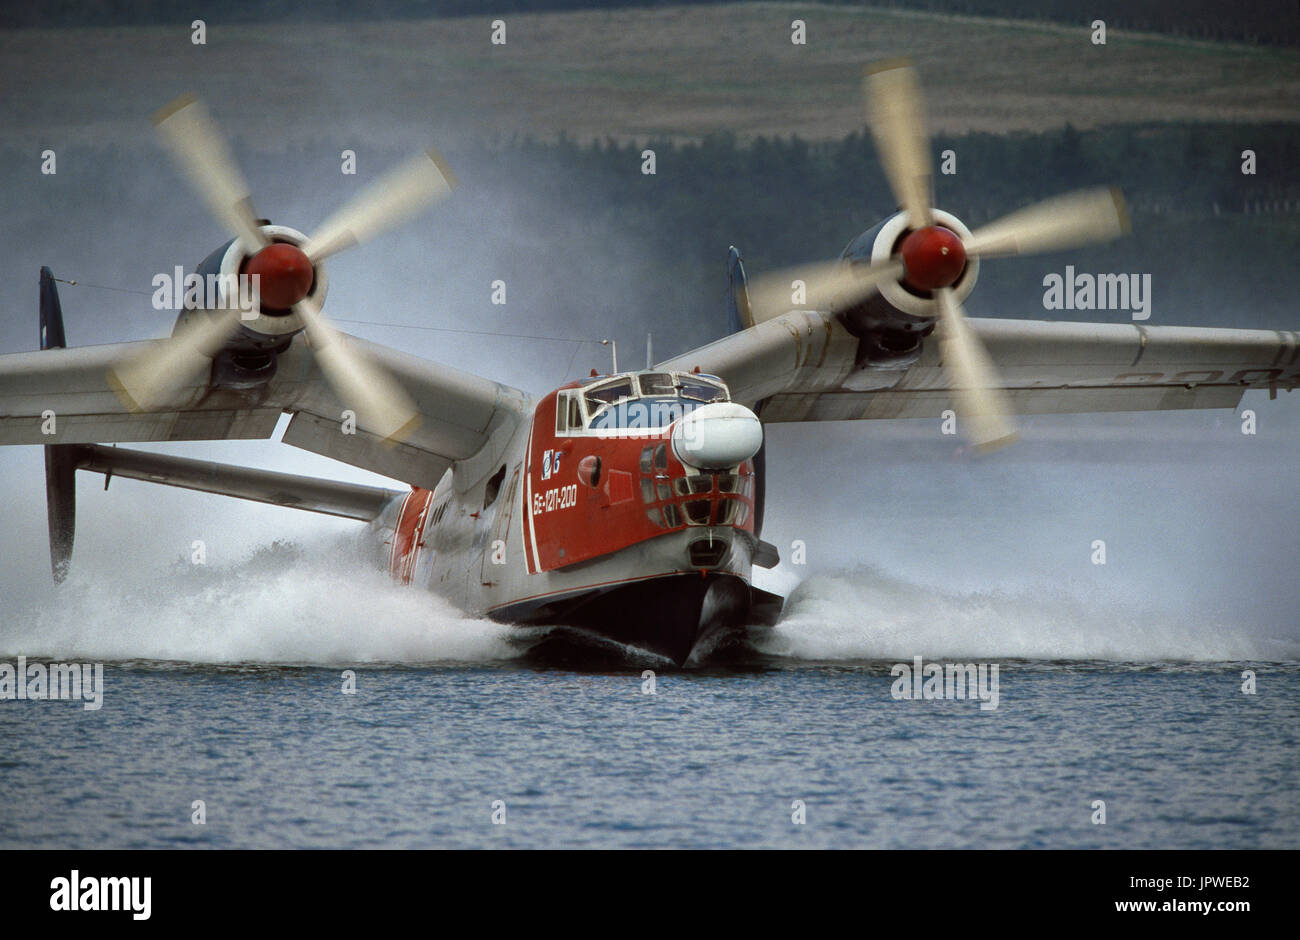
[
  {"left": 898, "top": 225, "right": 966, "bottom": 291},
  {"left": 243, "top": 242, "right": 315, "bottom": 310}
]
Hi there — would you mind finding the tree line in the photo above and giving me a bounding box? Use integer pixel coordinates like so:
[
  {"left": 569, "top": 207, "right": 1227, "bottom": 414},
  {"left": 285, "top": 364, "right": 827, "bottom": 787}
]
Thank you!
[
  {"left": 4, "top": 0, "right": 1296, "bottom": 48},
  {"left": 6, "top": 120, "right": 1296, "bottom": 356}
]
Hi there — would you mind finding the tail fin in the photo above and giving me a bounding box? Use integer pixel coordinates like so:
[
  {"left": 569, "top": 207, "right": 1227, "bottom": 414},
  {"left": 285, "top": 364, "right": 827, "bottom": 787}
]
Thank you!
[
  {"left": 725, "top": 246, "right": 754, "bottom": 334},
  {"left": 40, "top": 267, "right": 76, "bottom": 582},
  {"left": 40, "top": 266, "right": 66, "bottom": 350}
]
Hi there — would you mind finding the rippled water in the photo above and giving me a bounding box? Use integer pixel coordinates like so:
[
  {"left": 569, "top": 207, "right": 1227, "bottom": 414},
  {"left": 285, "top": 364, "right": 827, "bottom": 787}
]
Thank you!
[{"left": 2, "top": 547, "right": 1296, "bottom": 849}]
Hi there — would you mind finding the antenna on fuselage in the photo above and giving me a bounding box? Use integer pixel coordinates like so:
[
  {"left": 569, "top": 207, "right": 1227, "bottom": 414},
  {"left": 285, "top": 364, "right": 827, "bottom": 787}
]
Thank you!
[
  {"left": 601, "top": 338, "right": 618, "bottom": 374},
  {"left": 645, "top": 333, "right": 653, "bottom": 369}
]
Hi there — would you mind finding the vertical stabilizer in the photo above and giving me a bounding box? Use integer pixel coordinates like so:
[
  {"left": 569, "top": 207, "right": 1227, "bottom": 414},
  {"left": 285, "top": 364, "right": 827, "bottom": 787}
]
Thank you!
[
  {"left": 725, "top": 246, "right": 754, "bottom": 334},
  {"left": 40, "top": 267, "right": 77, "bottom": 582}
]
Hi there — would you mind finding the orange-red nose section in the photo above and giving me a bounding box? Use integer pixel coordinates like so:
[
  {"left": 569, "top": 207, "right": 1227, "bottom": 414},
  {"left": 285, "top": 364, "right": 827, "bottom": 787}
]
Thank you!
[
  {"left": 244, "top": 243, "right": 314, "bottom": 309},
  {"left": 899, "top": 225, "right": 966, "bottom": 291}
]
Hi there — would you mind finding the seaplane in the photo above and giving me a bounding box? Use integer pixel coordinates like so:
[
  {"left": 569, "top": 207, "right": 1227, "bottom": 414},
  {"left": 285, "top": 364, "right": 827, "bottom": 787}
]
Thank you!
[{"left": 2, "top": 62, "right": 1295, "bottom": 664}]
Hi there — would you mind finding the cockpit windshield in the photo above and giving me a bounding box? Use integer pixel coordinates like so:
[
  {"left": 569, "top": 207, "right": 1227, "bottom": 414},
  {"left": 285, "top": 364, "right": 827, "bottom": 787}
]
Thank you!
[
  {"left": 572, "top": 371, "right": 729, "bottom": 432},
  {"left": 676, "top": 378, "right": 728, "bottom": 403},
  {"left": 584, "top": 378, "right": 635, "bottom": 416},
  {"left": 635, "top": 372, "right": 728, "bottom": 403},
  {"left": 638, "top": 372, "right": 677, "bottom": 397}
]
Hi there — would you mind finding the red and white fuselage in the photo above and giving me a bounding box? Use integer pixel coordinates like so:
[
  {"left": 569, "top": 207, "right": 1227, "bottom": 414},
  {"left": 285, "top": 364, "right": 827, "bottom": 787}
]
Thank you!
[{"left": 371, "top": 370, "right": 768, "bottom": 663}]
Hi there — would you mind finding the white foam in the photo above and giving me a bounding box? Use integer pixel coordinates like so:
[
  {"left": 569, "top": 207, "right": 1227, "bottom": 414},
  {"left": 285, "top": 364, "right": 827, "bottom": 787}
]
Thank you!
[
  {"left": 0, "top": 538, "right": 515, "bottom": 664},
  {"left": 759, "top": 567, "right": 1299, "bottom": 662}
]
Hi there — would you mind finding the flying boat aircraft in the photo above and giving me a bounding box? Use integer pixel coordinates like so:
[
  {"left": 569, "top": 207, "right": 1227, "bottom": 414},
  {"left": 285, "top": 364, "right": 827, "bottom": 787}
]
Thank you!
[{"left": 2, "top": 62, "right": 1295, "bottom": 664}]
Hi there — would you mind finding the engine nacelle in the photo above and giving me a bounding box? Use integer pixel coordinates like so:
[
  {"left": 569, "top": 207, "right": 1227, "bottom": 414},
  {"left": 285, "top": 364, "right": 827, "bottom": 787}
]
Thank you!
[
  {"left": 179, "top": 225, "right": 328, "bottom": 389},
  {"left": 836, "top": 208, "right": 979, "bottom": 364}
]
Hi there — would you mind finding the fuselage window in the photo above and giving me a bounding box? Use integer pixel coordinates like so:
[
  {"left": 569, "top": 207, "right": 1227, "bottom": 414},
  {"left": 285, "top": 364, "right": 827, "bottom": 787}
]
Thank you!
[
  {"left": 483, "top": 465, "right": 507, "bottom": 510},
  {"left": 716, "top": 500, "right": 741, "bottom": 525},
  {"left": 684, "top": 499, "right": 711, "bottom": 525}
]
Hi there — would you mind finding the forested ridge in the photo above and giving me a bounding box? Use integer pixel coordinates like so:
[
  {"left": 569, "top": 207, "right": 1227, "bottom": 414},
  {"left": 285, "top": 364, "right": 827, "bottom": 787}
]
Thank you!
[
  {"left": 469, "top": 121, "right": 1300, "bottom": 256},
  {"left": 7, "top": 120, "right": 1297, "bottom": 356},
  {"left": 4, "top": 0, "right": 1296, "bottom": 48}
]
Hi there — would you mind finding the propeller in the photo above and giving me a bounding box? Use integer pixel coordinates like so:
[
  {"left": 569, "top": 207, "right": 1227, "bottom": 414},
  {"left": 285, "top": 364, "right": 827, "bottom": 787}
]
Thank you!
[
  {"left": 292, "top": 297, "right": 420, "bottom": 443},
  {"left": 961, "top": 186, "right": 1130, "bottom": 259},
  {"left": 107, "top": 305, "right": 245, "bottom": 414},
  {"left": 746, "top": 258, "right": 904, "bottom": 323},
  {"left": 748, "top": 59, "right": 1130, "bottom": 451},
  {"left": 152, "top": 95, "right": 268, "bottom": 254},
  {"left": 109, "top": 94, "right": 456, "bottom": 442},
  {"left": 934, "top": 288, "right": 1018, "bottom": 453},
  {"left": 305, "top": 149, "right": 457, "bottom": 262},
  {"left": 864, "top": 58, "right": 933, "bottom": 229}
]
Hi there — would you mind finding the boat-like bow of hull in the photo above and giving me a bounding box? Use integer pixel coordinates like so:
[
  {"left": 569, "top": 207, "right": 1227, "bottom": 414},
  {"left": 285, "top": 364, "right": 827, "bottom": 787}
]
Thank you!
[{"left": 491, "top": 572, "right": 758, "bottom": 665}]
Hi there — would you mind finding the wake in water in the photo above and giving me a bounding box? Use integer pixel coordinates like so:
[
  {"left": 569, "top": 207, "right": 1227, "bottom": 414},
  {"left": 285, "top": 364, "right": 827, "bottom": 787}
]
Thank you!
[
  {"left": 759, "top": 566, "right": 1299, "bottom": 663},
  {"left": 0, "top": 536, "right": 516, "bottom": 665},
  {"left": 3, "top": 541, "right": 1294, "bottom": 666}
]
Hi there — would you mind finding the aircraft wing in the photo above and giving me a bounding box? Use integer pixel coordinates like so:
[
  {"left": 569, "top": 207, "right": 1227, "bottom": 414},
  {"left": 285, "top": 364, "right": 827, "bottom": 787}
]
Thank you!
[
  {"left": 658, "top": 312, "right": 1299, "bottom": 423},
  {"left": 0, "top": 333, "right": 531, "bottom": 489}
]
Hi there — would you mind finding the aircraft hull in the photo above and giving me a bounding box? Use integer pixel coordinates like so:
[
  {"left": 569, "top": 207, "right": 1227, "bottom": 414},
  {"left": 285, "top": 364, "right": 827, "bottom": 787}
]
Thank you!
[
  {"left": 367, "top": 402, "right": 768, "bottom": 666},
  {"left": 489, "top": 570, "right": 753, "bottom": 665}
]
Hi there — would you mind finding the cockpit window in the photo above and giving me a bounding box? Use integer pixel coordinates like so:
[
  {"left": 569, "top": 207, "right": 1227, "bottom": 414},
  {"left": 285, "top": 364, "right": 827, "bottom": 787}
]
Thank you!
[
  {"left": 576, "top": 372, "right": 731, "bottom": 431},
  {"left": 638, "top": 372, "right": 676, "bottom": 397},
  {"left": 556, "top": 390, "right": 584, "bottom": 434},
  {"left": 584, "top": 379, "right": 634, "bottom": 416},
  {"left": 590, "top": 399, "right": 690, "bottom": 431},
  {"left": 678, "top": 379, "right": 727, "bottom": 403}
]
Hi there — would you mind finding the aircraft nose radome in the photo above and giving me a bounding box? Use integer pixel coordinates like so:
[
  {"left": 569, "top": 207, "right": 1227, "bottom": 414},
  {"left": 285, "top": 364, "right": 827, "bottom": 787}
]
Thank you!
[{"left": 671, "top": 402, "right": 763, "bottom": 470}]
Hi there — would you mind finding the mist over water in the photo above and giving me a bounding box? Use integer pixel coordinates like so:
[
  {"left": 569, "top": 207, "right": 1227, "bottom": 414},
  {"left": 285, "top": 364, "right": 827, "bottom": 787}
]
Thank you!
[
  {"left": 0, "top": 535, "right": 515, "bottom": 665},
  {"left": 765, "top": 568, "right": 1298, "bottom": 663},
  {"left": 4, "top": 523, "right": 1294, "bottom": 667}
]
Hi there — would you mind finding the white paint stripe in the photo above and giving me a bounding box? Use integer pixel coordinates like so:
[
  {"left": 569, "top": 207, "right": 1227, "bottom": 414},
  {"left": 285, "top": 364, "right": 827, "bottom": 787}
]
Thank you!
[{"left": 523, "top": 424, "right": 541, "bottom": 575}]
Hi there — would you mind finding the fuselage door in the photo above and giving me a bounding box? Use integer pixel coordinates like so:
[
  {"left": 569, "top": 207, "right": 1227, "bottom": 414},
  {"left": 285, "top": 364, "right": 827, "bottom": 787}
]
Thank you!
[{"left": 480, "top": 466, "right": 520, "bottom": 585}]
